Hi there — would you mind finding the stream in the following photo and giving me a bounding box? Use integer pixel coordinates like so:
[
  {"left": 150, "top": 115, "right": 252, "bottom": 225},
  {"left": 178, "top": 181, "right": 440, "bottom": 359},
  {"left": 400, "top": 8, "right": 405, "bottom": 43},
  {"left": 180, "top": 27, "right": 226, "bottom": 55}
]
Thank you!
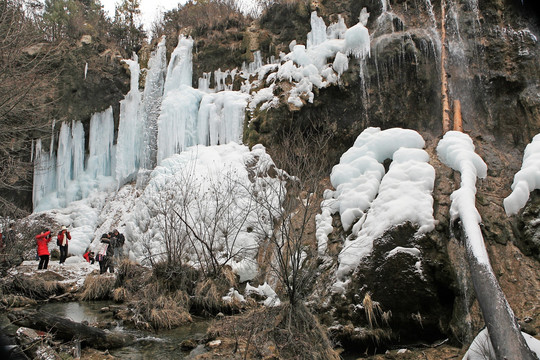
[{"left": 13, "top": 301, "right": 210, "bottom": 359}]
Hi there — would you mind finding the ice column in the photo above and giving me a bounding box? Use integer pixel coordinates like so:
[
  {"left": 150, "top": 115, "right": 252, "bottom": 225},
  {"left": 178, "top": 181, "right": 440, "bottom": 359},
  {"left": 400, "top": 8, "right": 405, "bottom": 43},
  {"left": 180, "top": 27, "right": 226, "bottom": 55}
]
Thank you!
[
  {"left": 86, "top": 107, "right": 115, "bottom": 179},
  {"left": 163, "top": 35, "right": 194, "bottom": 93},
  {"left": 56, "top": 122, "right": 72, "bottom": 195},
  {"left": 141, "top": 36, "right": 167, "bottom": 170},
  {"left": 116, "top": 54, "right": 142, "bottom": 185},
  {"left": 32, "top": 139, "right": 56, "bottom": 210},
  {"left": 71, "top": 121, "right": 85, "bottom": 181},
  {"left": 157, "top": 35, "right": 205, "bottom": 163},
  {"left": 307, "top": 11, "right": 327, "bottom": 48}
]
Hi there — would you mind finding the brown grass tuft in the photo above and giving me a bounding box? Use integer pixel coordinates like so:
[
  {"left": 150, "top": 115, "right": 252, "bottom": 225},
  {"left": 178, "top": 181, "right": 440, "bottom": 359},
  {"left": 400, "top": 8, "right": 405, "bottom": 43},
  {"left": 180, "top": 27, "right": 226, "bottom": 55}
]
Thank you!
[
  {"left": 79, "top": 274, "right": 115, "bottom": 301},
  {"left": 193, "top": 278, "right": 221, "bottom": 314},
  {"left": 362, "top": 292, "right": 383, "bottom": 328},
  {"left": 115, "top": 259, "right": 150, "bottom": 293},
  {"left": 112, "top": 287, "right": 129, "bottom": 303},
  {"left": 132, "top": 284, "right": 192, "bottom": 330},
  {"left": 205, "top": 303, "right": 340, "bottom": 360},
  {"left": 1, "top": 294, "right": 37, "bottom": 308},
  {"left": 7, "top": 275, "right": 65, "bottom": 300}
]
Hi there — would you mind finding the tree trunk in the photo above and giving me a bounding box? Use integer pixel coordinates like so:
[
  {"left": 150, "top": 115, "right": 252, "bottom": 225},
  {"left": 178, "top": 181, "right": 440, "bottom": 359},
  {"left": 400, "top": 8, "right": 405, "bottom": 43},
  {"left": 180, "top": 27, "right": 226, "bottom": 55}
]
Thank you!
[
  {"left": 461, "top": 227, "right": 537, "bottom": 360},
  {"left": 8, "top": 309, "right": 134, "bottom": 350}
]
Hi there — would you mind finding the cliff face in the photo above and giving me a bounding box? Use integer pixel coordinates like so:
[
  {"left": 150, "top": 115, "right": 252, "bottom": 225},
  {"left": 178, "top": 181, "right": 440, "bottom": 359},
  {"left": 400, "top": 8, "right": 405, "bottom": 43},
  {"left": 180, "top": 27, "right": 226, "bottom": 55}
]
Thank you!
[{"left": 239, "top": 0, "right": 540, "bottom": 353}]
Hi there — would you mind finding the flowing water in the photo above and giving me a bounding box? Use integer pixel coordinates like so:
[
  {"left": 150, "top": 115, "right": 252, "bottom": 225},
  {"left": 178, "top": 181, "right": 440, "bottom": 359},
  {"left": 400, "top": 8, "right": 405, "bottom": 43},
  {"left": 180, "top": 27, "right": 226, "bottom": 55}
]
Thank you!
[{"left": 38, "top": 301, "right": 210, "bottom": 359}]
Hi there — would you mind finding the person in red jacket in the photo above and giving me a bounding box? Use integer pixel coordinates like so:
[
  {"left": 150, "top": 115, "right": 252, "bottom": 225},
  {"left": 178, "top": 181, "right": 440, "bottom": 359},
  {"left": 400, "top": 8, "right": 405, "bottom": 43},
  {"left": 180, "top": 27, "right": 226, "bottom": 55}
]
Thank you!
[
  {"left": 57, "top": 225, "right": 71, "bottom": 265},
  {"left": 35, "top": 229, "right": 52, "bottom": 270}
]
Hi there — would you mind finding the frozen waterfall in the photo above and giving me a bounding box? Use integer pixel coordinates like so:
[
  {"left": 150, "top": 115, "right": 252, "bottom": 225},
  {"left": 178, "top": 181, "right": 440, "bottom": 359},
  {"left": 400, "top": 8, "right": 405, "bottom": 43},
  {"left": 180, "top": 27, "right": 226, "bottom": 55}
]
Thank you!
[
  {"left": 33, "top": 35, "right": 251, "bottom": 211},
  {"left": 33, "top": 10, "right": 373, "bottom": 212},
  {"left": 116, "top": 54, "right": 142, "bottom": 185}
]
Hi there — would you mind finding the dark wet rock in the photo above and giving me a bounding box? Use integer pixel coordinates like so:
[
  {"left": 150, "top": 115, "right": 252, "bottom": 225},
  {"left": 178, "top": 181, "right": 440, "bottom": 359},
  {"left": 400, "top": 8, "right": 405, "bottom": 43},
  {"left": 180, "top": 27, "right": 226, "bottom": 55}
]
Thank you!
[
  {"left": 322, "top": 223, "right": 455, "bottom": 350},
  {"left": 180, "top": 339, "right": 198, "bottom": 351},
  {"left": 514, "top": 190, "right": 540, "bottom": 261}
]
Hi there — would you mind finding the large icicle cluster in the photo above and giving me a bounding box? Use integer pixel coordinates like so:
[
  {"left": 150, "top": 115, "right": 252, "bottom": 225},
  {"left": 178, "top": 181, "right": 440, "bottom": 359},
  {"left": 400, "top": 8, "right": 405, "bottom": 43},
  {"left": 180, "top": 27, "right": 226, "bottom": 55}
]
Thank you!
[
  {"left": 33, "top": 10, "right": 371, "bottom": 212},
  {"left": 315, "top": 127, "right": 436, "bottom": 290},
  {"left": 503, "top": 133, "right": 540, "bottom": 215},
  {"left": 33, "top": 110, "right": 116, "bottom": 211}
]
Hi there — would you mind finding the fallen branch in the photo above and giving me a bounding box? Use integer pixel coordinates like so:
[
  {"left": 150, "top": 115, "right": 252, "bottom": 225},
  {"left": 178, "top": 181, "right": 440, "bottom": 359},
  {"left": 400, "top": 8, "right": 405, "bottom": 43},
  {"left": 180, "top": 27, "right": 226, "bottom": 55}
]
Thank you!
[{"left": 7, "top": 308, "right": 134, "bottom": 350}]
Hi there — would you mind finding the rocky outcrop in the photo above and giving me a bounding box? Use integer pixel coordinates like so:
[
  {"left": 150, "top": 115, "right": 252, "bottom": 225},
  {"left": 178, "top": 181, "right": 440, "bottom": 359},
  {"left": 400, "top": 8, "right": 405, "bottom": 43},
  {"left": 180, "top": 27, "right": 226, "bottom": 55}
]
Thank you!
[{"left": 318, "top": 223, "right": 455, "bottom": 351}]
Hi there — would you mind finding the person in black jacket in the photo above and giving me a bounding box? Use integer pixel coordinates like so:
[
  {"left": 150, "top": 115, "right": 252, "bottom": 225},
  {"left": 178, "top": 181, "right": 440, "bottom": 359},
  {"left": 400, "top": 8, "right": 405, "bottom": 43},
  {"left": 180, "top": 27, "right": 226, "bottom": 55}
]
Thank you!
[
  {"left": 97, "top": 233, "right": 114, "bottom": 274},
  {"left": 111, "top": 229, "right": 125, "bottom": 260}
]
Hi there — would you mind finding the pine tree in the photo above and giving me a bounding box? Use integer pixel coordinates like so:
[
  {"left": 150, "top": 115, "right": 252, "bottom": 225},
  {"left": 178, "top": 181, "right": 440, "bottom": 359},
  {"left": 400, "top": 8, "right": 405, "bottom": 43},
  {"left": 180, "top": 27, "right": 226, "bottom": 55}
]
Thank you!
[{"left": 111, "top": 0, "right": 146, "bottom": 55}]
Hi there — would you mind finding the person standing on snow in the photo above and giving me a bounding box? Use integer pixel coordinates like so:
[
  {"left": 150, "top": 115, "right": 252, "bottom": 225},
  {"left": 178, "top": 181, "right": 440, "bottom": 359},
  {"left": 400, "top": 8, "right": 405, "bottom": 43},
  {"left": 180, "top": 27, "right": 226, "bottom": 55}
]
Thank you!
[
  {"left": 111, "top": 229, "right": 125, "bottom": 260},
  {"left": 57, "top": 225, "right": 71, "bottom": 265},
  {"left": 97, "top": 233, "right": 114, "bottom": 274},
  {"left": 35, "top": 229, "right": 52, "bottom": 270}
]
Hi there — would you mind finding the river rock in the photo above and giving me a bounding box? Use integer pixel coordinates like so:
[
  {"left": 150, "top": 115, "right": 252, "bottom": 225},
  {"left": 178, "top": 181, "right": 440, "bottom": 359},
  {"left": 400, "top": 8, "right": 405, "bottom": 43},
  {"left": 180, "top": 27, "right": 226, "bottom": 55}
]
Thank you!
[
  {"left": 207, "top": 339, "right": 222, "bottom": 348},
  {"left": 180, "top": 339, "right": 198, "bottom": 351},
  {"left": 16, "top": 327, "right": 58, "bottom": 360}
]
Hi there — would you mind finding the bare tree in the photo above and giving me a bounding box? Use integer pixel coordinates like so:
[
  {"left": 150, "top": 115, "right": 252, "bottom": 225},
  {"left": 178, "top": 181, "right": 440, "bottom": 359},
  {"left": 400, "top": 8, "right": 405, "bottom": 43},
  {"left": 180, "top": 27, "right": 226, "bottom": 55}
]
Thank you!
[
  {"left": 146, "top": 163, "right": 258, "bottom": 279},
  {"left": 0, "top": 0, "right": 61, "bottom": 217},
  {"left": 250, "top": 126, "right": 334, "bottom": 309}
]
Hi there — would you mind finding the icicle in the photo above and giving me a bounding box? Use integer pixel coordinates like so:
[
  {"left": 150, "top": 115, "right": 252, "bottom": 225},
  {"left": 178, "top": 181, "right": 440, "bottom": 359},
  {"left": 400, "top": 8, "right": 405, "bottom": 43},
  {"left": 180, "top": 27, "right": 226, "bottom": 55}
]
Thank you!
[
  {"left": 141, "top": 36, "right": 167, "bottom": 170},
  {"left": 50, "top": 120, "right": 55, "bottom": 158},
  {"left": 116, "top": 54, "right": 142, "bottom": 185},
  {"left": 71, "top": 121, "right": 85, "bottom": 181},
  {"left": 56, "top": 122, "right": 72, "bottom": 194},
  {"left": 86, "top": 107, "right": 114, "bottom": 179},
  {"left": 163, "top": 35, "right": 194, "bottom": 94},
  {"left": 307, "top": 11, "right": 327, "bottom": 49}
]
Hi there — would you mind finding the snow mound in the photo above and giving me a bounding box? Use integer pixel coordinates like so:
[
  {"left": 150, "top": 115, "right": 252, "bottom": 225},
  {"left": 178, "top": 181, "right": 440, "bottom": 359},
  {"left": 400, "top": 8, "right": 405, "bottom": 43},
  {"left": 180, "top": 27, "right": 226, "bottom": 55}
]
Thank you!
[{"left": 316, "top": 127, "right": 435, "bottom": 284}]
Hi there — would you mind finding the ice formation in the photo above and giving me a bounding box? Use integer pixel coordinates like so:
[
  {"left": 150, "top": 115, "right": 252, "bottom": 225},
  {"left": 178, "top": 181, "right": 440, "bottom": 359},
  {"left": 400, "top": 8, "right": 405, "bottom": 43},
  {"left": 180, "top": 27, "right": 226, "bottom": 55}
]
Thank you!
[
  {"left": 437, "top": 131, "right": 489, "bottom": 264},
  {"left": 116, "top": 55, "right": 142, "bottom": 185},
  {"left": 315, "top": 127, "right": 435, "bottom": 285},
  {"left": 31, "top": 9, "right": 378, "bottom": 283},
  {"left": 503, "top": 133, "right": 540, "bottom": 215},
  {"left": 141, "top": 36, "right": 167, "bottom": 169},
  {"left": 127, "top": 143, "right": 283, "bottom": 282}
]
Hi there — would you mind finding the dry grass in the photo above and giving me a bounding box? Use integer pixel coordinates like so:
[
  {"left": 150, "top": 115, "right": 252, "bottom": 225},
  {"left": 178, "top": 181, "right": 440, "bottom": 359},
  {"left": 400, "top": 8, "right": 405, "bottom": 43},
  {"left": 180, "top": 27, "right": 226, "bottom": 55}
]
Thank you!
[
  {"left": 114, "top": 259, "right": 149, "bottom": 293},
  {"left": 132, "top": 283, "right": 192, "bottom": 330},
  {"left": 0, "top": 294, "right": 37, "bottom": 307},
  {"left": 6, "top": 275, "right": 65, "bottom": 300},
  {"left": 193, "top": 278, "right": 222, "bottom": 314},
  {"left": 152, "top": 261, "right": 200, "bottom": 294},
  {"left": 112, "top": 287, "right": 129, "bottom": 303},
  {"left": 363, "top": 292, "right": 383, "bottom": 328},
  {"left": 79, "top": 274, "right": 115, "bottom": 301},
  {"left": 192, "top": 267, "right": 240, "bottom": 315},
  {"left": 340, "top": 323, "right": 393, "bottom": 346}
]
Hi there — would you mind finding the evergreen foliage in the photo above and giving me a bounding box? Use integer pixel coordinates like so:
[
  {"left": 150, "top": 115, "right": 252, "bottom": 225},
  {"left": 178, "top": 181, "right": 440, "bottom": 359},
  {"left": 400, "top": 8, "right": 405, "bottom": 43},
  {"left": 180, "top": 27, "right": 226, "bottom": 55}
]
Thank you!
[{"left": 111, "top": 0, "right": 146, "bottom": 55}]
